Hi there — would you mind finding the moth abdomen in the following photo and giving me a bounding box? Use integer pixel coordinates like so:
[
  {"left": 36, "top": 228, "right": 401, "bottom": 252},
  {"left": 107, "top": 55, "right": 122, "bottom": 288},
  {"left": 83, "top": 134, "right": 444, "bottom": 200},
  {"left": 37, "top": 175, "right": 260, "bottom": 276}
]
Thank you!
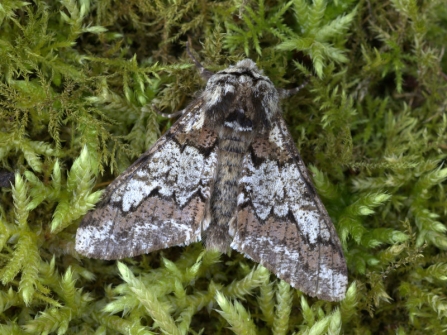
[{"left": 205, "top": 131, "right": 250, "bottom": 252}]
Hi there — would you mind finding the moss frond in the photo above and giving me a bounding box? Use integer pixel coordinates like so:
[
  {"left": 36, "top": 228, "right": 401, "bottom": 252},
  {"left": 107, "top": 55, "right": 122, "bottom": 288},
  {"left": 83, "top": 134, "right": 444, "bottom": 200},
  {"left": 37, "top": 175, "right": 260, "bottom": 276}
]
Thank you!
[
  {"left": 215, "top": 291, "right": 258, "bottom": 335},
  {"left": 277, "top": 0, "right": 357, "bottom": 78},
  {"left": 113, "top": 262, "right": 182, "bottom": 335},
  {"left": 340, "top": 282, "right": 358, "bottom": 322},
  {"left": 51, "top": 146, "right": 103, "bottom": 233},
  {"left": 23, "top": 307, "right": 73, "bottom": 335},
  {"left": 92, "top": 314, "right": 153, "bottom": 335},
  {"left": 272, "top": 281, "right": 293, "bottom": 335},
  {"left": 224, "top": 0, "right": 294, "bottom": 56},
  {"left": 0, "top": 323, "right": 27, "bottom": 335},
  {"left": 257, "top": 269, "right": 275, "bottom": 327},
  {"left": 1, "top": 231, "right": 35, "bottom": 286},
  {"left": 338, "top": 192, "right": 392, "bottom": 245},
  {"left": 18, "top": 238, "right": 39, "bottom": 305},
  {"left": 222, "top": 265, "right": 267, "bottom": 298}
]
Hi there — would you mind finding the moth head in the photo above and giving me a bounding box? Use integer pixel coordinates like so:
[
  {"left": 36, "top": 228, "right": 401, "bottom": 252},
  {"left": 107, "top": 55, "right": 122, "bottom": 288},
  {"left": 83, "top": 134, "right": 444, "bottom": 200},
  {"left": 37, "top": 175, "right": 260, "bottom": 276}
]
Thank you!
[{"left": 202, "top": 59, "right": 280, "bottom": 134}]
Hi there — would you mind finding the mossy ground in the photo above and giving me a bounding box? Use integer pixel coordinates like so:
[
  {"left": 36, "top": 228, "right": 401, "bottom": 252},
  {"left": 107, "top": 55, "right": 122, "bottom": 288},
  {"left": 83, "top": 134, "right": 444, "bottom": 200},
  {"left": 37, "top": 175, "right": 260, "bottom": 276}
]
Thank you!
[{"left": 1, "top": 0, "right": 447, "bottom": 334}]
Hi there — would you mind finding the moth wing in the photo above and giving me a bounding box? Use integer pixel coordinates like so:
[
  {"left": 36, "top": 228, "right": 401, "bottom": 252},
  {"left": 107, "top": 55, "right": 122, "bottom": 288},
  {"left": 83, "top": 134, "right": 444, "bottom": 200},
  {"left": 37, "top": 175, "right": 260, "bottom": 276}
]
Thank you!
[
  {"left": 231, "top": 117, "right": 347, "bottom": 301},
  {"left": 76, "top": 103, "right": 218, "bottom": 260}
]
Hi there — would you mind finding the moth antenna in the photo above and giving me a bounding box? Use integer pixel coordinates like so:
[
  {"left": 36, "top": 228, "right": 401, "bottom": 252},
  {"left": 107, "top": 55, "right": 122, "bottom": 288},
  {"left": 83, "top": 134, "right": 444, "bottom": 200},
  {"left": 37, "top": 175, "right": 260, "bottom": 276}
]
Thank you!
[
  {"left": 278, "top": 79, "right": 309, "bottom": 99},
  {"left": 186, "top": 40, "right": 214, "bottom": 81},
  {"left": 152, "top": 104, "right": 186, "bottom": 118}
]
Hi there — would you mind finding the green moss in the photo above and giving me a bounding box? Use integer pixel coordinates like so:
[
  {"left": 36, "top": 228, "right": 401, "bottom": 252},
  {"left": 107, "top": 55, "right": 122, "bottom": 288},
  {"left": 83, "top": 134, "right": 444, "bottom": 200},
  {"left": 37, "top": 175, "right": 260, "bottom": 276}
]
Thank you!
[{"left": 1, "top": 0, "right": 447, "bottom": 333}]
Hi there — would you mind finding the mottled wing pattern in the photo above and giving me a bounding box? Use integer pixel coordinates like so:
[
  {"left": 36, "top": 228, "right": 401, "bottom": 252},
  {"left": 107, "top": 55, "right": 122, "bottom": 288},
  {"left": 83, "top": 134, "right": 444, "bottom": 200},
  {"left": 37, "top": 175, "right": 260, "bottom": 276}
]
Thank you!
[
  {"left": 231, "top": 117, "right": 347, "bottom": 301},
  {"left": 76, "top": 102, "right": 218, "bottom": 260}
]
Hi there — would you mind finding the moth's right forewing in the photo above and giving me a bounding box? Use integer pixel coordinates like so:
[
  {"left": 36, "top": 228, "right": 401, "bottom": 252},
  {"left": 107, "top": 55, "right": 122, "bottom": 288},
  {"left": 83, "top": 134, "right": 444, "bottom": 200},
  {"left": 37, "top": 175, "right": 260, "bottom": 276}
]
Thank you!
[
  {"left": 76, "top": 103, "right": 219, "bottom": 260},
  {"left": 231, "top": 117, "right": 347, "bottom": 301}
]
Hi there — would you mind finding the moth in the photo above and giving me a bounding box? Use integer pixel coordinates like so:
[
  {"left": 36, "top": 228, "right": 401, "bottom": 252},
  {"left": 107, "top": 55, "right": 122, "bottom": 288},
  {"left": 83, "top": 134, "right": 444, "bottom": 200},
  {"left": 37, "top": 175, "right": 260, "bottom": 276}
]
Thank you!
[{"left": 76, "top": 50, "right": 348, "bottom": 301}]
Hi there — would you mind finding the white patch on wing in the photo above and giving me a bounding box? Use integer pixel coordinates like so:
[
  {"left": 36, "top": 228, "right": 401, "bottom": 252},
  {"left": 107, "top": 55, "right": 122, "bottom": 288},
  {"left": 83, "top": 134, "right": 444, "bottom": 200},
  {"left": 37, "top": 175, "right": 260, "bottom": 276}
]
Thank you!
[
  {"left": 113, "top": 141, "right": 178, "bottom": 211},
  {"left": 273, "top": 201, "right": 288, "bottom": 217},
  {"left": 237, "top": 192, "right": 247, "bottom": 206},
  {"left": 184, "top": 108, "right": 205, "bottom": 132},
  {"left": 269, "top": 124, "right": 283, "bottom": 147},
  {"left": 176, "top": 146, "right": 205, "bottom": 206},
  {"left": 132, "top": 220, "right": 197, "bottom": 248},
  {"left": 200, "top": 149, "right": 218, "bottom": 198},
  {"left": 286, "top": 164, "right": 330, "bottom": 244},
  {"left": 240, "top": 159, "right": 285, "bottom": 220},
  {"left": 192, "top": 110, "right": 206, "bottom": 130},
  {"left": 240, "top": 157, "right": 330, "bottom": 244},
  {"left": 75, "top": 220, "right": 113, "bottom": 255},
  {"left": 120, "top": 179, "right": 151, "bottom": 212},
  {"left": 231, "top": 234, "right": 300, "bottom": 276},
  {"left": 113, "top": 141, "right": 217, "bottom": 211},
  {"left": 291, "top": 205, "right": 321, "bottom": 244},
  {"left": 317, "top": 263, "right": 347, "bottom": 299}
]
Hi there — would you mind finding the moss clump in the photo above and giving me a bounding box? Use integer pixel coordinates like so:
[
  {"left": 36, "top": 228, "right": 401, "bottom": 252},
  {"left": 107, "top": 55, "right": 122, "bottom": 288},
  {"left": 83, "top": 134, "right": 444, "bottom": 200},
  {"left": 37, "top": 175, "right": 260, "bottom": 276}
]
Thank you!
[{"left": 1, "top": 0, "right": 447, "bottom": 334}]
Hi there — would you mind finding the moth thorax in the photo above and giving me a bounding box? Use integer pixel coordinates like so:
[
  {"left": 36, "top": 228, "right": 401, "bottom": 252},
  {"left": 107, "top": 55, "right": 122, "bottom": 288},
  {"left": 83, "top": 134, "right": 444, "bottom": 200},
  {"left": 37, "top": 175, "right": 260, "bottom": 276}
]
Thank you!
[{"left": 224, "top": 108, "right": 253, "bottom": 132}]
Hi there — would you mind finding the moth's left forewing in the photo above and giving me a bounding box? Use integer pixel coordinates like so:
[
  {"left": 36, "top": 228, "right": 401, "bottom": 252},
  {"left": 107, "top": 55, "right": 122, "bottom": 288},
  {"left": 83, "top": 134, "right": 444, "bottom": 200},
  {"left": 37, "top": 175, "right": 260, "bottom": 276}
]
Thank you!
[
  {"left": 231, "top": 117, "right": 347, "bottom": 301},
  {"left": 76, "top": 103, "right": 219, "bottom": 260}
]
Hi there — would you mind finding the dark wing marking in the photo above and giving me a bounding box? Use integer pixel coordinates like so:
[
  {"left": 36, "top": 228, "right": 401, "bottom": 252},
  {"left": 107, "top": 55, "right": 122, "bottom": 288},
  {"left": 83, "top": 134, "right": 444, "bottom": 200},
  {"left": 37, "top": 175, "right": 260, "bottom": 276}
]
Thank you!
[
  {"left": 230, "top": 117, "right": 347, "bottom": 301},
  {"left": 76, "top": 102, "right": 218, "bottom": 260}
]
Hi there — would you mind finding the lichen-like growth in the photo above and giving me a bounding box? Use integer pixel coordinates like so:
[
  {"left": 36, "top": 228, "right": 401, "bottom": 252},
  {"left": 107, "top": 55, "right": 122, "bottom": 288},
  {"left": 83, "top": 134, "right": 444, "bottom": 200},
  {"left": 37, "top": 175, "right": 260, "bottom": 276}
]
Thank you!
[{"left": 1, "top": 0, "right": 447, "bottom": 334}]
